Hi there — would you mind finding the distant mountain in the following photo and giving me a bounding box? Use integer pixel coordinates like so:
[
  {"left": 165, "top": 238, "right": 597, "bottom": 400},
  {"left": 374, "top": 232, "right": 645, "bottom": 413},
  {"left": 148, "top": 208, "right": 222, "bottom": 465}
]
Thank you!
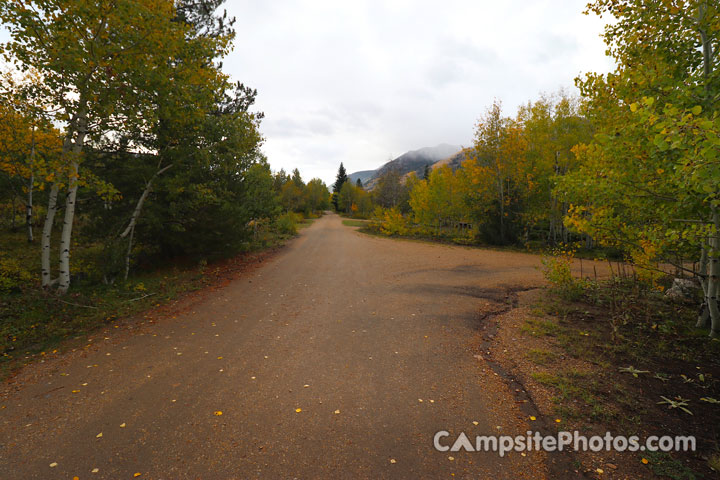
[
  {"left": 350, "top": 144, "right": 463, "bottom": 190},
  {"left": 430, "top": 148, "right": 471, "bottom": 171},
  {"left": 348, "top": 170, "right": 376, "bottom": 185}
]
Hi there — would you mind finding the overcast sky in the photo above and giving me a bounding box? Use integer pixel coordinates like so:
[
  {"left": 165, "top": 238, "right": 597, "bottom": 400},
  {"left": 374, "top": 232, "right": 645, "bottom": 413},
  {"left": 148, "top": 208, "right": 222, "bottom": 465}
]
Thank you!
[
  {"left": 1, "top": 1, "right": 615, "bottom": 185},
  {"left": 223, "top": 0, "right": 615, "bottom": 184}
]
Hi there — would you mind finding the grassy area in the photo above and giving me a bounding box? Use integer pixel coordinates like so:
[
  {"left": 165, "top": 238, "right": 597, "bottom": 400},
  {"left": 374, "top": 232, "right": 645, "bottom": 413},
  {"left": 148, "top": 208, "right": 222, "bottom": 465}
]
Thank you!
[
  {"left": 341, "top": 219, "right": 368, "bottom": 227},
  {"left": 0, "top": 228, "right": 293, "bottom": 378},
  {"left": 518, "top": 278, "right": 720, "bottom": 476}
]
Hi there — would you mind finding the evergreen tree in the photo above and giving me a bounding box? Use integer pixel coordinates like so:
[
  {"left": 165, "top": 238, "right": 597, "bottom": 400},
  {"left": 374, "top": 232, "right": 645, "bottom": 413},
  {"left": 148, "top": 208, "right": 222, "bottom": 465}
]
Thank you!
[
  {"left": 356, "top": 178, "right": 363, "bottom": 188},
  {"left": 332, "top": 162, "right": 348, "bottom": 210},
  {"left": 423, "top": 164, "right": 431, "bottom": 180}
]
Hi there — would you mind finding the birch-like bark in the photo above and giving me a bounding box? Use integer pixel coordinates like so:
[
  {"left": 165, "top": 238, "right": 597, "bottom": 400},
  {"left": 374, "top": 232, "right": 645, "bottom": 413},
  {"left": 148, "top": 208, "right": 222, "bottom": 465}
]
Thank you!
[
  {"left": 708, "top": 209, "right": 720, "bottom": 337},
  {"left": 26, "top": 125, "right": 35, "bottom": 243},
  {"left": 57, "top": 113, "right": 88, "bottom": 295},
  {"left": 41, "top": 182, "right": 59, "bottom": 288},
  {"left": 119, "top": 162, "right": 172, "bottom": 281},
  {"left": 696, "top": 244, "right": 710, "bottom": 328}
]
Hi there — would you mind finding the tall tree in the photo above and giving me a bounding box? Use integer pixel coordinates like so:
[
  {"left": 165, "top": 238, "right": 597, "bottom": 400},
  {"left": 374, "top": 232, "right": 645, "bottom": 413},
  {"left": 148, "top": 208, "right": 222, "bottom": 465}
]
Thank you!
[
  {"left": 0, "top": 0, "right": 191, "bottom": 293},
  {"left": 332, "top": 162, "right": 348, "bottom": 210},
  {"left": 560, "top": 0, "right": 720, "bottom": 335}
]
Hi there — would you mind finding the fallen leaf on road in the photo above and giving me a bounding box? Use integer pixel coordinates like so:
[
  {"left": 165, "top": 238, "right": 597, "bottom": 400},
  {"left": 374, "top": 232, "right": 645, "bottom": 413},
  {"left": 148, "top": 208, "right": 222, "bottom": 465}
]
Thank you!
[
  {"left": 92, "top": 468, "right": 99, "bottom": 473},
  {"left": 49, "top": 462, "right": 58, "bottom": 467},
  {"left": 596, "top": 468, "right": 604, "bottom": 474},
  {"left": 96, "top": 432, "right": 103, "bottom": 438},
  {"left": 217, "top": 356, "right": 223, "bottom": 360},
  {"left": 134, "top": 473, "right": 142, "bottom": 478},
  {"left": 389, "top": 459, "right": 396, "bottom": 464},
  {"left": 472, "top": 421, "right": 479, "bottom": 426},
  {"left": 295, "top": 408, "right": 302, "bottom": 413},
  {"left": 334, "top": 410, "right": 340, "bottom": 414},
  {"left": 448, "top": 456, "right": 454, "bottom": 461},
  {"left": 303, "top": 384, "right": 309, "bottom": 388},
  {"left": 214, "top": 411, "right": 223, "bottom": 416},
  {"left": 641, "top": 458, "right": 649, "bottom": 464},
  {"left": 120, "top": 423, "right": 126, "bottom": 428},
  {"left": 529, "top": 416, "right": 536, "bottom": 421},
  {"left": 72, "top": 390, "right": 80, "bottom": 393}
]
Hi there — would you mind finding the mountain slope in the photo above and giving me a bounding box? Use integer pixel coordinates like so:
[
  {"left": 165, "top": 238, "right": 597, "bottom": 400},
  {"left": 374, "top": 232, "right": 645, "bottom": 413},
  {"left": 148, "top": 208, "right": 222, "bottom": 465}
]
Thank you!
[{"left": 351, "top": 144, "right": 463, "bottom": 190}]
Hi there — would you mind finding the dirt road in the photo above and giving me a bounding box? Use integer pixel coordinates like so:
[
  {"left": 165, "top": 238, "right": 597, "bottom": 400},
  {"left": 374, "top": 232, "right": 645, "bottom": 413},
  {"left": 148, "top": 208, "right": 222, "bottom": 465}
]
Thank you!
[{"left": 2, "top": 213, "right": 569, "bottom": 479}]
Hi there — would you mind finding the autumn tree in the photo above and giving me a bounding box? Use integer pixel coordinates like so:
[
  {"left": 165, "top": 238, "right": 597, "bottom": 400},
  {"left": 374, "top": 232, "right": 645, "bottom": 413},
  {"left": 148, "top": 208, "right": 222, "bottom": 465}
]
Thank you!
[
  {"left": 0, "top": 0, "right": 195, "bottom": 293},
  {"left": 559, "top": 0, "right": 720, "bottom": 335}
]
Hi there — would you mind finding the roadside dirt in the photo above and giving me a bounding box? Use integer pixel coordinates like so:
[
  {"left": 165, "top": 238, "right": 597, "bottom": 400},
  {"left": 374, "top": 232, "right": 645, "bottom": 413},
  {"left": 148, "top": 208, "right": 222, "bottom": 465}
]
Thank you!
[{"left": 1, "top": 213, "right": 606, "bottom": 479}]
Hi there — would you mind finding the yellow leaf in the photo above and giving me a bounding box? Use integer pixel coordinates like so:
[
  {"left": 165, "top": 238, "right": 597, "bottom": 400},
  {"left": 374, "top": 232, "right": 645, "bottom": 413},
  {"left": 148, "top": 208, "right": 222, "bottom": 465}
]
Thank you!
[
  {"left": 529, "top": 416, "right": 536, "bottom": 421},
  {"left": 120, "top": 423, "right": 126, "bottom": 428},
  {"left": 214, "top": 411, "right": 223, "bottom": 416},
  {"left": 641, "top": 458, "right": 649, "bottom": 464},
  {"left": 691, "top": 105, "right": 702, "bottom": 116},
  {"left": 334, "top": 409, "right": 340, "bottom": 414},
  {"left": 96, "top": 432, "right": 102, "bottom": 438},
  {"left": 295, "top": 408, "right": 302, "bottom": 413},
  {"left": 49, "top": 462, "right": 58, "bottom": 467},
  {"left": 390, "top": 459, "right": 396, "bottom": 464},
  {"left": 134, "top": 474, "right": 142, "bottom": 478},
  {"left": 630, "top": 102, "right": 638, "bottom": 112}
]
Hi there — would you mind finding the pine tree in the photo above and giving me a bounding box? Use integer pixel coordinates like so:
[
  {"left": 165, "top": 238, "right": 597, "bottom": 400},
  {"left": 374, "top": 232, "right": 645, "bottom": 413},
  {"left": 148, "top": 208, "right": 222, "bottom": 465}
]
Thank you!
[
  {"left": 356, "top": 178, "right": 363, "bottom": 188},
  {"left": 332, "top": 163, "right": 348, "bottom": 210},
  {"left": 423, "top": 164, "right": 431, "bottom": 180}
]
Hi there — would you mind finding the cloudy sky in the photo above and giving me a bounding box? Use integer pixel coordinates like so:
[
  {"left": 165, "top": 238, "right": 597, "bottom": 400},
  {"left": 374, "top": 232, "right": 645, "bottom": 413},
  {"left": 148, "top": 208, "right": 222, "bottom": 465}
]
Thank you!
[
  {"left": 223, "top": 0, "right": 615, "bottom": 184},
  {"left": 1, "top": 0, "right": 615, "bottom": 185}
]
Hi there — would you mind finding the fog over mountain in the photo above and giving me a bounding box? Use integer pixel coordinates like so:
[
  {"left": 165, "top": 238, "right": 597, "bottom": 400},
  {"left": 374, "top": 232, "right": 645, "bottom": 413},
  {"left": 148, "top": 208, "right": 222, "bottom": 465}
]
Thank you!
[{"left": 350, "top": 144, "right": 463, "bottom": 189}]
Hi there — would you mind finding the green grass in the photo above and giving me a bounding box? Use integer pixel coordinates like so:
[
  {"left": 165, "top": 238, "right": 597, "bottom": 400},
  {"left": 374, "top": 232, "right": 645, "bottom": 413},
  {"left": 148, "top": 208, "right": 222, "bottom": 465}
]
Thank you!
[
  {"left": 341, "top": 219, "right": 368, "bottom": 227},
  {"left": 526, "top": 348, "right": 557, "bottom": 365},
  {"left": 531, "top": 370, "right": 618, "bottom": 422}
]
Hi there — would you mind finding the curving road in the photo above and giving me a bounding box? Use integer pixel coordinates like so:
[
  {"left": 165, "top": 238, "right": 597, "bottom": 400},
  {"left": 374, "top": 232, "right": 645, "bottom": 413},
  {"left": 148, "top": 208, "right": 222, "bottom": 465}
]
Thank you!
[{"left": 2, "top": 213, "right": 561, "bottom": 479}]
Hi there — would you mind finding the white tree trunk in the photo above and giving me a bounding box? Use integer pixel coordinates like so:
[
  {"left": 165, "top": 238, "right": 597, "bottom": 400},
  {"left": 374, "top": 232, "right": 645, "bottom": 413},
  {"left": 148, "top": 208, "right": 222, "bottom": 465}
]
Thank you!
[
  {"left": 708, "top": 209, "right": 720, "bottom": 337},
  {"left": 56, "top": 114, "right": 88, "bottom": 295},
  {"left": 41, "top": 182, "right": 59, "bottom": 288},
  {"left": 696, "top": 244, "right": 710, "bottom": 328},
  {"left": 119, "top": 162, "right": 172, "bottom": 281},
  {"left": 26, "top": 126, "right": 35, "bottom": 243}
]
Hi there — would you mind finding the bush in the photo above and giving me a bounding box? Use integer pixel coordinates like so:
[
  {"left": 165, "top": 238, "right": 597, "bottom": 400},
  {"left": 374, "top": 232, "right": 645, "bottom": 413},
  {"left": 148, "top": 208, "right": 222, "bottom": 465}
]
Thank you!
[
  {"left": 275, "top": 212, "right": 298, "bottom": 235},
  {"left": 0, "top": 256, "right": 33, "bottom": 294},
  {"left": 541, "top": 247, "right": 585, "bottom": 300},
  {"left": 379, "top": 208, "right": 409, "bottom": 236}
]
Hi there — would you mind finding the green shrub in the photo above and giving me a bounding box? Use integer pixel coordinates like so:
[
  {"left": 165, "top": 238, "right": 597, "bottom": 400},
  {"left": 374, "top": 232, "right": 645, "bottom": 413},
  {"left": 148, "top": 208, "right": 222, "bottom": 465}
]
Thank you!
[
  {"left": 541, "top": 247, "right": 585, "bottom": 300},
  {"left": 275, "top": 212, "right": 298, "bottom": 235},
  {"left": 0, "top": 256, "right": 33, "bottom": 294}
]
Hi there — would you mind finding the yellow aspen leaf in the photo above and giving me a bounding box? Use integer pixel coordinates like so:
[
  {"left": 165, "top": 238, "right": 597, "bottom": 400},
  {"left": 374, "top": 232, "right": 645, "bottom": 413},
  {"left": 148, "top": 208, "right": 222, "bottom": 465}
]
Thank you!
[
  {"left": 295, "top": 408, "right": 302, "bottom": 413},
  {"left": 214, "top": 411, "right": 222, "bottom": 416}
]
